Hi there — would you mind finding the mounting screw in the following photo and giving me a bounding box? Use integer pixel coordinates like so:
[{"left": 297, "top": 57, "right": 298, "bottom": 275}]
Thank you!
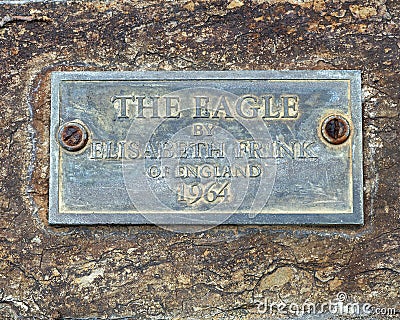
[
  {"left": 321, "top": 115, "right": 350, "bottom": 145},
  {"left": 57, "top": 121, "right": 88, "bottom": 151}
]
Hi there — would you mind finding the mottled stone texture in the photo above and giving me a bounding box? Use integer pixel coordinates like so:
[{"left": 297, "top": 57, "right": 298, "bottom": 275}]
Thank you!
[{"left": 0, "top": 0, "right": 399, "bottom": 319}]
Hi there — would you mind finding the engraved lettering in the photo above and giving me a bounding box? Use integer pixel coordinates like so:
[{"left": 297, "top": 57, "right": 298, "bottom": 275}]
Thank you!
[
  {"left": 52, "top": 71, "right": 361, "bottom": 226},
  {"left": 262, "top": 95, "right": 280, "bottom": 118},
  {"left": 236, "top": 95, "right": 259, "bottom": 119},
  {"left": 127, "top": 142, "right": 140, "bottom": 159},
  {"left": 193, "top": 124, "right": 203, "bottom": 136},
  {"left": 90, "top": 142, "right": 104, "bottom": 159},
  {"left": 249, "top": 164, "right": 262, "bottom": 177},
  {"left": 193, "top": 96, "right": 210, "bottom": 118},
  {"left": 89, "top": 140, "right": 318, "bottom": 160},
  {"left": 177, "top": 182, "right": 230, "bottom": 205},
  {"left": 276, "top": 141, "right": 296, "bottom": 159},
  {"left": 211, "top": 96, "right": 234, "bottom": 118},
  {"left": 207, "top": 142, "right": 225, "bottom": 158},
  {"left": 282, "top": 95, "right": 299, "bottom": 118},
  {"left": 205, "top": 124, "right": 215, "bottom": 136},
  {"left": 234, "top": 140, "right": 317, "bottom": 159},
  {"left": 249, "top": 141, "right": 265, "bottom": 159},
  {"left": 137, "top": 96, "right": 161, "bottom": 118},
  {"left": 298, "top": 142, "right": 318, "bottom": 158},
  {"left": 175, "top": 164, "right": 263, "bottom": 178},
  {"left": 165, "top": 96, "right": 180, "bottom": 118},
  {"left": 111, "top": 95, "right": 132, "bottom": 119},
  {"left": 119, "top": 141, "right": 126, "bottom": 159},
  {"left": 106, "top": 141, "right": 119, "bottom": 159},
  {"left": 111, "top": 94, "right": 300, "bottom": 120},
  {"left": 148, "top": 165, "right": 161, "bottom": 178},
  {"left": 193, "top": 123, "right": 215, "bottom": 136},
  {"left": 160, "top": 142, "right": 174, "bottom": 158}
]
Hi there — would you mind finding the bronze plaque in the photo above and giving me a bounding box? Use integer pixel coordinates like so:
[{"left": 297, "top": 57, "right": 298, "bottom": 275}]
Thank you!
[{"left": 49, "top": 71, "right": 363, "bottom": 225}]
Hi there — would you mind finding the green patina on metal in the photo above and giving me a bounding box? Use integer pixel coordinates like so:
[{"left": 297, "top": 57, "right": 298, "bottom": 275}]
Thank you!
[{"left": 49, "top": 70, "right": 363, "bottom": 225}]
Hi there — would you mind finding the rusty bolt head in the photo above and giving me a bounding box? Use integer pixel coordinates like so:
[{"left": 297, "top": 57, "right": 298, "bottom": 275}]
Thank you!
[
  {"left": 58, "top": 121, "right": 88, "bottom": 151},
  {"left": 321, "top": 115, "right": 350, "bottom": 145}
]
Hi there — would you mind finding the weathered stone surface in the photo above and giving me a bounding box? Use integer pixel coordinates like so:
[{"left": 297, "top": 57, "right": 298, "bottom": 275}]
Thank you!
[{"left": 0, "top": 0, "right": 399, "bottom": 319}]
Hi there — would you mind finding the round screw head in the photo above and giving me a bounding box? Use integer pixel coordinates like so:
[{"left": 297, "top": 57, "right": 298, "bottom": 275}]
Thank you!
[
  {"left": 58, "top": 121, "right": 88, "bottom": 151},
  {"left": 321, "top": 115, "right": 350, "bottom": 145}
]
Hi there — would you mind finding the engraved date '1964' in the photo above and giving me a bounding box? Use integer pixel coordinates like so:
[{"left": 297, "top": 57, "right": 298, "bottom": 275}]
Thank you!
[{"left": 177, "top": 182, "right": 230, "bottom": 205}]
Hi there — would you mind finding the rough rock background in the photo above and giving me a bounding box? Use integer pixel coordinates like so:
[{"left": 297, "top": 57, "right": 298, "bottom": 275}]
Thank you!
[{"left": 0, "top": 0, "right": 399, "bottom": 319}]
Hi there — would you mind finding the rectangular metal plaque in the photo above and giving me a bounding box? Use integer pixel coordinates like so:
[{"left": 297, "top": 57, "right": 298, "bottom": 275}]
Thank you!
[{"left": 49, "top": 71, "right": 363, "bottom": 225}]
